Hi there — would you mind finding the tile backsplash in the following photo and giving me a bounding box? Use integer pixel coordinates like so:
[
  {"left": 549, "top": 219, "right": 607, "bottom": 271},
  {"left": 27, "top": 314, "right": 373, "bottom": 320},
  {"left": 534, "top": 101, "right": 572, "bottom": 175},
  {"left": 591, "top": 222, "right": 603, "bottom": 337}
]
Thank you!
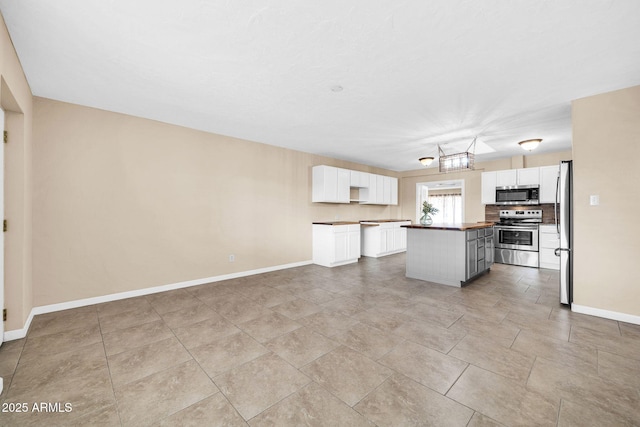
[{"left": 485, "top": 203, "right": 556, "bottom": 224}]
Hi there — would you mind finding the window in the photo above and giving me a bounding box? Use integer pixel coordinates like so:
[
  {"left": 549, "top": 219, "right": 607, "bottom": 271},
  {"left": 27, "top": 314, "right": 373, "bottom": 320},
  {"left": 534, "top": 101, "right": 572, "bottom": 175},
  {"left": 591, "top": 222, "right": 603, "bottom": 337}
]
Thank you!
[
  {"left": 427, "top": 193, "right": 463, "bottom": 223},
  {"left": 416, "top": 180, "right": 465, "bottom": 224}
]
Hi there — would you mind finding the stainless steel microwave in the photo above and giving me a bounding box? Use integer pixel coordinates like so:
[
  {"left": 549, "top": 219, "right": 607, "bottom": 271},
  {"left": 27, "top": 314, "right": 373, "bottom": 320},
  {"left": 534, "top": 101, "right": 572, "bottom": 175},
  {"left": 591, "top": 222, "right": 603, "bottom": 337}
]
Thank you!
[{"left": 495, "top": 185, "right": 539, "bottom": 205}]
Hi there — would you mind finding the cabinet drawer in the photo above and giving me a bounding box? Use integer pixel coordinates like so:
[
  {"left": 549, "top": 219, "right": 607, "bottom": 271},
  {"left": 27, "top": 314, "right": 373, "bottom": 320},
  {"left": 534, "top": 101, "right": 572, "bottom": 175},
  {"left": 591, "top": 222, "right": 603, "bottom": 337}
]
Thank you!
[
  {"left": 539, "top": 225, "right": 557, "bottom": 233},
  {"left": 540, "top": 232, "right": 559, "bottom": 248},
  {"left": 466, "top": 230, "right": 478, "bottom": 241}
]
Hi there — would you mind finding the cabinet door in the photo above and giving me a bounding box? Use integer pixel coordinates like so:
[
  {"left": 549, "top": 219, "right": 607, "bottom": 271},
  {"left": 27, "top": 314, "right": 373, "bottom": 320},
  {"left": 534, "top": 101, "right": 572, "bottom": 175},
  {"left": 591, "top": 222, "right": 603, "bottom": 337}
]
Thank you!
[
  {"left": 390, "top": 177, "right": 398, "bottom": 205},
  {"left": 496, "top": 170, "right": 517, "bottom": 187},
  {"left": 539, "top": 165, "right": 559, "bottom": 204},
  {"left": 376, "top": 175, "right": 384, "bottom": 204},
  {"left": 485, "top": 236, "right": 494, "bottom": 266},
  {"left": 481, "top": 171, "right": 497, "bottom": 204},
  {"left": 366, "top": 174, "right": 378, "bottom": 204},
  {"left": 312, "top": 166, "right": 337, "bottom": 202},
  {"left": 466, "top": 239, "right": 478, "bottom": 279},
  {"left": 379, "top": 228, "right": 388, "bottom": 254},
  {"left": 337, "top": 168, "right": 350, "bottom": 203},
  {"left": 517, "top": 168, "right": 540, "bottom": 186},
  {"left": 350, "top": 170, "right": 360, "bottom": 187},
  {"left": 391, "top": 229, "right": 402, "bottom": 252},
  {"left": 348, "top": 229, "right": 361, "bottom": 260},
  {"left": 382, "top": 176, "right": 392, "bottom": 204},
  {"left": 333, "top": 230, "right": 349, "bottom": 263}
]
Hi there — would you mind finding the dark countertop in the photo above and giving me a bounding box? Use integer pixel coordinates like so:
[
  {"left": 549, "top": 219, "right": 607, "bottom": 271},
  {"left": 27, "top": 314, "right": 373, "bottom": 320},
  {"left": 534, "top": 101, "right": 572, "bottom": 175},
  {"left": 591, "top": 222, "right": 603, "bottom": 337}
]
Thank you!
[
  {"left": 359, "top": 219, "right": 412, "bottom": 223},
  {"left": 312, "top": 221, "right": 360, "bottom": 225},
  {"left": 360, "top": 219, "right": 412, "bottom": 226},
  {"left": 313, "top": 219, "right": 411, "bottom": 226},
  {"left": 402, "top": 222, "right": 495, "bottom": 231}
]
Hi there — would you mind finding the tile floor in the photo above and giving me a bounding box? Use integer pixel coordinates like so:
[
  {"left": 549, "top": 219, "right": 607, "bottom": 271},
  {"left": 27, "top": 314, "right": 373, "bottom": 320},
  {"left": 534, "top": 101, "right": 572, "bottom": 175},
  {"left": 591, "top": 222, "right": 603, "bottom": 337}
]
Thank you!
[{"left": 1, "top": 254, "right": 640, "bottom": 426}]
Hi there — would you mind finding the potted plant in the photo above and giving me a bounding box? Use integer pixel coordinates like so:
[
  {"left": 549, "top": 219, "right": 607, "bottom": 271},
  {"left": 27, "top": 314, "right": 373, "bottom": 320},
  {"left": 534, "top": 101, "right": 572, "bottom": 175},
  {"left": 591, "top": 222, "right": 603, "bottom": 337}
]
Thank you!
[{"left": 420, "top": 201, "right": 439, "bottom": 225}]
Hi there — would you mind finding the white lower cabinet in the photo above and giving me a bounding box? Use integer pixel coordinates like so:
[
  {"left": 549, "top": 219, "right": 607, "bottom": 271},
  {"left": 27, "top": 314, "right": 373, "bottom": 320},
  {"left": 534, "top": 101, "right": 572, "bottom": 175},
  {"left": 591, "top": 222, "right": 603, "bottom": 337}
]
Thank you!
[
  {"left": 361, "top": 221, "right": 411, "bottom": 257},
  {"left": 313, "top": 224, "right": 361, "bottom": 267},
  {"left": 539, "top": 225, "right": 560, "bottom": 270}
]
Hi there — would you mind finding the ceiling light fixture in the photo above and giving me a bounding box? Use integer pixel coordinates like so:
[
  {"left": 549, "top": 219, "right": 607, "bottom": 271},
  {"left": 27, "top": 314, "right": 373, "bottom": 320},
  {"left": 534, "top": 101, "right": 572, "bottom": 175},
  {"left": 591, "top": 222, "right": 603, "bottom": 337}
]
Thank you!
[
  {"left": 518, "top": 138, "right": 542, "bottom": 151},
  {"left": 437, "top": 137, "right": 477, "bottom": 173},
  {"left": 419, "top": 156, "right": 435, "bottom": 166}
]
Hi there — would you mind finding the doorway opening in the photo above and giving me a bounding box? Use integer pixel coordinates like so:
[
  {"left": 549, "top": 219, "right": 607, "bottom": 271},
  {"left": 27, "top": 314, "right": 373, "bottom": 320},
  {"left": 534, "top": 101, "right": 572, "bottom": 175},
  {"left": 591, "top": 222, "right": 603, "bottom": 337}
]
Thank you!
[{"left": 416, "top": 179, "right": 465, "bottom": 224}]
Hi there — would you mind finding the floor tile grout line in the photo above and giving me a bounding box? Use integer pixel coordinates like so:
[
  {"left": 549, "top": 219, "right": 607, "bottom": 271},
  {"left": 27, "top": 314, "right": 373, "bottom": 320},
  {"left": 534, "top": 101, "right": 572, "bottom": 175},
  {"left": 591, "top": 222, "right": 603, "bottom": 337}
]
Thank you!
[{"left": 96, "top": 305, "right": 125, "bottom": 427}]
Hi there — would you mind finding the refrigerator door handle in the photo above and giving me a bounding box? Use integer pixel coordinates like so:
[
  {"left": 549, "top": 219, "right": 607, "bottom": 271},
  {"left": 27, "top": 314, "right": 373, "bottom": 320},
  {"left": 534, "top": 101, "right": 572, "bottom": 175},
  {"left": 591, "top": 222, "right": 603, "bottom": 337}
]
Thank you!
[
  {"left": 554, "top": 247, "right": 571, "bottom": 257},
  {"left": 555, "top": 174, "right": 560, "bottom": 235}
]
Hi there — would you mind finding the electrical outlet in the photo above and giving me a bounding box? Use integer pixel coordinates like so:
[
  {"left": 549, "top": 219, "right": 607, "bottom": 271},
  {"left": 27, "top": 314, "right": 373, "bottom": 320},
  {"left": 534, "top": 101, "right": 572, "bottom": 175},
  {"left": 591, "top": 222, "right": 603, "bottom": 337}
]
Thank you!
[
  {"left": 590, "top": 195, "right": 600, "bottom": 206},
  {"left": 229, "top": 254, "right": 235, "bottom": 262}
]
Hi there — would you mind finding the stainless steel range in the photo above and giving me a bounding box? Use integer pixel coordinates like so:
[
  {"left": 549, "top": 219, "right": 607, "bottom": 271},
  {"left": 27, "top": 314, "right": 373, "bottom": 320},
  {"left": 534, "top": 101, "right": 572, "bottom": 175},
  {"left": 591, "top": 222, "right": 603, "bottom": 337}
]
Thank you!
[{"left": 494, "top": 209, "right": 541, "bottom": 268}]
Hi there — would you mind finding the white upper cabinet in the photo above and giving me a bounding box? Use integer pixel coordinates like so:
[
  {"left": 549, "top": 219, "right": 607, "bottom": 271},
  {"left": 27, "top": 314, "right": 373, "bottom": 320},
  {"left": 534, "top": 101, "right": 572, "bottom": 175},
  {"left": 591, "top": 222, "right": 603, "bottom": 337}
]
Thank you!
[
  {"left": 483, "top": 166, "right": 554, "bottom": 205},
  {"left": 496, "top": 168, "right": 539, "bottom": 187},
  {"left": 383, "top": 176, "right": 392, "bottom": 204},
  {"left": 496, "top": 169, "right": 517, "bottom": 187},
  {"left": 481, "top": 171, "right": 497, "bottom": 204},
  {"left": 312, "top": 165, "right": 350, "bottom": 203},
  {"left": 350, "top": 170, "right": 369, "bottom": 188},
  {"left": 376, "top": 175, "right": 384, "bottom": 203},
  {"left": 313, "top": 166, "right": 397, "bottom": 205},
  {"left": 390, "top": 177, "right": 398, "bottom": 205},
  {"left": 539, "top": 165, "right": 560, "bottom": 203},
  {"left": 337, "top": 168, "right": 350, "bottom": 202},
  {"left": 517, "top": 168, "right": 540, "bottom": 186}
]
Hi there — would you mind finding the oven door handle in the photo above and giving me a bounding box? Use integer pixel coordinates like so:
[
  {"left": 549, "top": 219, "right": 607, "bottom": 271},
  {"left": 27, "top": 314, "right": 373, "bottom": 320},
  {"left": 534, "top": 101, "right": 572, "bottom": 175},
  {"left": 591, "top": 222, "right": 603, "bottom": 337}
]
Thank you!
[{"left": 495, "top": 225, "right": 539, "bottom": 231}]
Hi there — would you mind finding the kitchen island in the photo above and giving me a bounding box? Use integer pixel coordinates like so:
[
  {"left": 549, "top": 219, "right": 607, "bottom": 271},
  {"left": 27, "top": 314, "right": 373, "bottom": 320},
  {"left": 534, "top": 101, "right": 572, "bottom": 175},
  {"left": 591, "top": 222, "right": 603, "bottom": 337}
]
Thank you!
[{"left": 402, "top": 223, "right": 495, "bottom": 287}]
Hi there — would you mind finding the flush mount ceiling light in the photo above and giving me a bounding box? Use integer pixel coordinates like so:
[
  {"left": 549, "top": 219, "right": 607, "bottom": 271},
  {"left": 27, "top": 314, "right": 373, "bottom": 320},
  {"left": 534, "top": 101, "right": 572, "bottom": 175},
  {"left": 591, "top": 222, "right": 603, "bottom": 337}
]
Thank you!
[
  {"left": 419, "top": 156, "right": 435, "bottom": 166},
  {"left": 437, "top": 137, "right": 477, "bottom": 173},
  {"left": 518, "top": 138, "right": 542, "bottom": 151}
]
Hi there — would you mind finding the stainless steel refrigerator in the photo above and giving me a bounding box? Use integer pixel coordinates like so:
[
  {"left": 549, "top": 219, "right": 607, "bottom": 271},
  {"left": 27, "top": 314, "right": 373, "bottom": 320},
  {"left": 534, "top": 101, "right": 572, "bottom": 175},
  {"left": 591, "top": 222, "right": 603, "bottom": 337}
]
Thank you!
[{"left": 555, "top": 160, "right": 573, "bottom": 305}]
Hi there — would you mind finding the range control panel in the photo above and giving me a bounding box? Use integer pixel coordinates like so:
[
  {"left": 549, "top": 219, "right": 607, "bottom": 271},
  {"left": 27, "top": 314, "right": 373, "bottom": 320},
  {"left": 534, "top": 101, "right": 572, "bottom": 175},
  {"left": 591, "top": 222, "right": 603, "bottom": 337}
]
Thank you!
[{"left": 499, "top": 209, "right": 543, "bottom": 219}]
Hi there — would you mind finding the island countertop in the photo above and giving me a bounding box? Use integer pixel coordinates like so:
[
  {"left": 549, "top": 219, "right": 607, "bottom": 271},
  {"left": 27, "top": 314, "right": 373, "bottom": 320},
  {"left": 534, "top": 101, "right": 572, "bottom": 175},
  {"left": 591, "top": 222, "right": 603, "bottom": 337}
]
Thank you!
[
  {"left": 360, "top": 219, "right": 412, "bottom": 226},
  {"left": 402, "top": 222, "right": 495, "bottom": 231}
]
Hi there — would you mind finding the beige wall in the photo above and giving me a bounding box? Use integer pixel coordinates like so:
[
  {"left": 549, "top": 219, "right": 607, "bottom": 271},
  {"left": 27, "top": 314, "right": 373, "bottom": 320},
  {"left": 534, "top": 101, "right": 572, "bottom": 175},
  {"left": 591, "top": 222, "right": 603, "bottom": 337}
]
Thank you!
[
  {"left": 572, "top": 85, "right": 640, "bottom": 316},
  {"left": 399, "top": 150, "right": 572, "bottom": 223},
  {"left": 1, "top": 14, "right": 33, "bottom": 332},
  {"left": 32, "top": 97, "right": 399, "bottom": 307}
]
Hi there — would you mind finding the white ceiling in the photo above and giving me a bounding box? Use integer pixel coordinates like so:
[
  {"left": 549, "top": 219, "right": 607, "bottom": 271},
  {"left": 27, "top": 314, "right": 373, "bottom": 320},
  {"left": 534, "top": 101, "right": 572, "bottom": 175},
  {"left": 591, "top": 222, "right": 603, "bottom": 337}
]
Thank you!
[{"left": 1, "top": 1, "right": 639, "bottom": 171}]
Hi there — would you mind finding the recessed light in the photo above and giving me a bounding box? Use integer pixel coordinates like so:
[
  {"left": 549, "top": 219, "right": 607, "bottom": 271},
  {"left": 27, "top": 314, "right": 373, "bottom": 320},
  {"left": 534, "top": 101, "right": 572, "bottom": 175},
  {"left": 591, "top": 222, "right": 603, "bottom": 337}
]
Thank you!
[{"left": 330, "top": 85, "right": 343, "bottom": 92}]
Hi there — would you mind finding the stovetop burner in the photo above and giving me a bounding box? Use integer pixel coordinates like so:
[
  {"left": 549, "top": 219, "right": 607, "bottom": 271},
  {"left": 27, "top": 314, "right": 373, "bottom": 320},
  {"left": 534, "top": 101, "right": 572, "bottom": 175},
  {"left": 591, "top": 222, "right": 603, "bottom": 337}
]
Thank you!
[{"left": 497, "top": 209, "right": 543, "bottom": 226}]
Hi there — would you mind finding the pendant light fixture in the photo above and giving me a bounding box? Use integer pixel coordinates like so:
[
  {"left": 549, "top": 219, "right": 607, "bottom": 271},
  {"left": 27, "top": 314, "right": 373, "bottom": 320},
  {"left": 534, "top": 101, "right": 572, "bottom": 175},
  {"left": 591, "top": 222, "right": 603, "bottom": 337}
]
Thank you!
[
  {"left": 518, "top": 138, "right": 542, "bottom": 151},
  {"left": 418, "top": 136, "right": 478, "bottom": 172},
  {"left": 438, "top": 137, "right": 477, "bottom": 173}
]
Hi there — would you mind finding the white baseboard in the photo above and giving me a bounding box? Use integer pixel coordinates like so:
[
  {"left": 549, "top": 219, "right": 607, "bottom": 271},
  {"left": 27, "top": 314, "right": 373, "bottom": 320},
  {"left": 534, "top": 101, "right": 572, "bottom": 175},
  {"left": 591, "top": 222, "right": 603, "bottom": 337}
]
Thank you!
[
  {"left": 572, "top": 304, "right": 640, "bottom": 326},
  {"left": 3, "top": 260, "right": 312, "bottom": 342}
]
